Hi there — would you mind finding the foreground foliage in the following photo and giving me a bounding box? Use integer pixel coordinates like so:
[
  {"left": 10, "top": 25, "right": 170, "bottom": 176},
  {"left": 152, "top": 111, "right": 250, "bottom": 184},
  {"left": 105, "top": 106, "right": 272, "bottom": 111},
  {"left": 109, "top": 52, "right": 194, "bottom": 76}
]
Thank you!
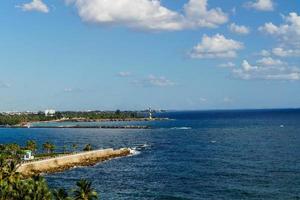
[{"left": 0, "top": 158, "right": 98, "bottom": 200}]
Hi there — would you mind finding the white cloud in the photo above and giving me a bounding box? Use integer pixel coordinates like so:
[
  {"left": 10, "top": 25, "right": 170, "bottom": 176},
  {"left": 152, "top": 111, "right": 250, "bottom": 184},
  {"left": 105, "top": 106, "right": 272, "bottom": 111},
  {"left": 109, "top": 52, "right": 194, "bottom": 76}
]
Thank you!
[
  {"left": 117, "top": 72, "right": 132, "bottom": 77},
  {"left": 228, "top": 23, "right": 250, "bottom": 35},
  {"left": 223, "top": 97, "right": 233, "bottom": 103},
  {"left": 245, "top": 0, "right": 274, "bottom": 11},
  {"left": 256, "top": 57, "right": 285, "bottom": 67},
  {"left": 272, "top": 47, "right": 300, "bottom": 57},
  {"left": 265, "top": 73, "right": 300, "bottom": 80},
  {"left": 219, "top": 62, "right": 236, "bottom": 68},
  {"left": 259, "top": 49, "right": 271, "bottom": 57},
  {"left": 64, "top": 88, "right": 83, "bottom": 93},
  {"left": 259, "top": 12, "right": 300, "bottom": 48},
  {"left": 183, "top": 0, "right": 228, "bottom": 28},
  {"left": 190, "top": 34, "right": 244, "bottom": 59},
  {"left": 66, "top": 0, "right": 228, "bottom": 31},
  {"left": 242, "top": 60, "right": 258, "bottom": 72},
  {"left": 133, "top": 75, "right": 175, "bottom": 87},
  {"left": 199, "top": 97, "right": 207, "bottom": 102},
  {"left": 232, "top": 59, "right": 300, "bottom": 80},
  {"left": 18, "top": 0, "right": 49, "bottom": 13}
]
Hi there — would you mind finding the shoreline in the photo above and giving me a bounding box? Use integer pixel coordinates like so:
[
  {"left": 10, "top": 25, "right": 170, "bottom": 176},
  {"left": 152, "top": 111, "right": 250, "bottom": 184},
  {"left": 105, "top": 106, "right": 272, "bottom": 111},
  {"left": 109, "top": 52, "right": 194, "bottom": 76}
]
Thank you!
[
  {"left": 0, "top": 117, "right": 169, "bottom": 129},
  {"left": 28, "top": 117, "right": 168, "bottom": 124},
  {"left": 17, "top": 148, "right": 131, "bottom": 177},
  {"left": 3, "top": 125, "right": 151, "bottom": 129}
]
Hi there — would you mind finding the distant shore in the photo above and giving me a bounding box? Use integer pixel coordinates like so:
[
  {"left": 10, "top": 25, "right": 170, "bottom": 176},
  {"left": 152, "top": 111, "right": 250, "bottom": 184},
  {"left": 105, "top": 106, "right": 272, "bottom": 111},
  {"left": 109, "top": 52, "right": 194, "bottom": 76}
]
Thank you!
[
  {"left": 0, "top": 117, "right": 168, "bottom": 129},
  {"left": 9, "top": 125, "right": 151, "bottom": 129}
]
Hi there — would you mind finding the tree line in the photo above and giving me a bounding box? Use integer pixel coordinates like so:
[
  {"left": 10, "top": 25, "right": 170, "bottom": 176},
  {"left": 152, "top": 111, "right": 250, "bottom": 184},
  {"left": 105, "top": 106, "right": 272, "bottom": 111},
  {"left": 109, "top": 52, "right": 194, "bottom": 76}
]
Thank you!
[{"left": 0, "top": 110, "right": 141, "bottom": 126}]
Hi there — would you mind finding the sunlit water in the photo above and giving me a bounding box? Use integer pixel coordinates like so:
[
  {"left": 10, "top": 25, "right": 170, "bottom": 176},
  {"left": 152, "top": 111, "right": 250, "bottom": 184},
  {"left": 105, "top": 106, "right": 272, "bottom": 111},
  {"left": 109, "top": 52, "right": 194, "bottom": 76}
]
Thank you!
[{"left": 1, "top": 109, "right": 300, "bottom": 199}]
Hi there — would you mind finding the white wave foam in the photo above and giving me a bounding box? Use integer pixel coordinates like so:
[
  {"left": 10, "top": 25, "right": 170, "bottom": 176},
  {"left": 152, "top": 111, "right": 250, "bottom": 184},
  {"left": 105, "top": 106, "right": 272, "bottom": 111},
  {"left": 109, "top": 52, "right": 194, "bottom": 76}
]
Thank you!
[
  {"left": 171, "top": 127, "right": 192, "bottom": 130},
  {"left": 128, "top": 143, "right": 151, "bottom": 156},
  {"left": 128, "top": 147, "right": 141, "bottom": 156}
]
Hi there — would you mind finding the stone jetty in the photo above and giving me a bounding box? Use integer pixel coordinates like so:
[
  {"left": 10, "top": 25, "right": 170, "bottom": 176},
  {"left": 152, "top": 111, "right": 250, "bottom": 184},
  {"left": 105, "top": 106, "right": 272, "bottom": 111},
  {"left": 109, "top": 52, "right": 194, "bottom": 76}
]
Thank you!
[{"left": 17, "top": 148, "right": 131, "bottom": 177}]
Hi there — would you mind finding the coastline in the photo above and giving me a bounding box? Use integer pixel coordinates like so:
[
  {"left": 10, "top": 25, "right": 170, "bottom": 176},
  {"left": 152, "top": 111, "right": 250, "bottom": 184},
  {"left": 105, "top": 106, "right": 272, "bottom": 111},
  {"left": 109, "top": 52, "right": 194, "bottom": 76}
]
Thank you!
[
  {"left": 4, "top": 125, "right": 151, "bottom": 129},
  {"left": 2, "top": 117, "right": 169, "bottom": 129}
]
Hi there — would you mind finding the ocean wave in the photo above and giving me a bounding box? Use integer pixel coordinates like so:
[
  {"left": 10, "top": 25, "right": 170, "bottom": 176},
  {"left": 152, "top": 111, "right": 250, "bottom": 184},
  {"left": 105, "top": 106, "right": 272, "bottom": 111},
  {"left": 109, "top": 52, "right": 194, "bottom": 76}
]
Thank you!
[
  {"left": 128, "top": 143, "right": 151, "bottom": 156},
  {"left": 128, "top": 147, "right": 141, "bottom": 156},
  {"left": 171, "top": 127, "right": 192, "bottom": 130}
]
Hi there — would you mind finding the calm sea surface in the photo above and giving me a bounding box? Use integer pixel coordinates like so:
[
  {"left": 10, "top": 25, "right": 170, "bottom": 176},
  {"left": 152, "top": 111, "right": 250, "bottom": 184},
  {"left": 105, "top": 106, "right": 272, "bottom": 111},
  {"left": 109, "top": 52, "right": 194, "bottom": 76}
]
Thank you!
[{"left": 1, "top": 109, "right": 300, "bottom": 199}]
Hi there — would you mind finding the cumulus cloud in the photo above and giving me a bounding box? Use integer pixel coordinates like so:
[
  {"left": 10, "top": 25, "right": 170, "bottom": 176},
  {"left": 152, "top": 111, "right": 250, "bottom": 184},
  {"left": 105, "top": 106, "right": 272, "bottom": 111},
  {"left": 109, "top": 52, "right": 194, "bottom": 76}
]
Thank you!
[
  {"left": 117, "top": 72, "right": 132, "bottom": 77},
  {"left": 232, "top": 59, "right": 300, "bottom": 80},
  {"left": 259, "top": 12, "right": 300, "bottom": 48},
  {"left": 228, "top": 23, "right": 250, "bottom": 35},
  {"left": 133, "top": 75, "right": 175, "bottom": 87},
  {"left": 272, "top": 47, "right": 300, "bottom": 57},
  {"left": 219, "top": 62, "right": 236, "bottom": 68},
  {"left": 259, "top": 49, "right": 271, "bottom": 57},
  {"left": 256, "top": 57, "right": 285, "bottom": 67},
  {"left": 18, "top": 0, "right": 49, "bottom": 13},
  {"left": 183, "top": 0, "right": 228, "bottom": 28},
  {"left": 190, "top": 34, "right": 244, "bottom": 59},
  {"left": 245, "top": 0, "right": 274, "bottom": 11},
  {"left": 66, "top": 0, "right": 228, "bottom": 31}
]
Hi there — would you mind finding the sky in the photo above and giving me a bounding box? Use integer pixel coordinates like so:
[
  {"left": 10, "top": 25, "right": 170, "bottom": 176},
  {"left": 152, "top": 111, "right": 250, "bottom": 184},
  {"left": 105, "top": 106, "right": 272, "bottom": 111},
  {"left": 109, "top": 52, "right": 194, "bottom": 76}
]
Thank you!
[{"left": 0, "top": 0, "right": 300, "bottom": 111}]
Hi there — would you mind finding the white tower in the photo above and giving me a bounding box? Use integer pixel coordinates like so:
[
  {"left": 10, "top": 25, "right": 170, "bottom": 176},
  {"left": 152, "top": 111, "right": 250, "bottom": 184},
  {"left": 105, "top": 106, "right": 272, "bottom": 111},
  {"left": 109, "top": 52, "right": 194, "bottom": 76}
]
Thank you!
[{"left": 148, "top": 107, "right": 152, "bottom": 120}]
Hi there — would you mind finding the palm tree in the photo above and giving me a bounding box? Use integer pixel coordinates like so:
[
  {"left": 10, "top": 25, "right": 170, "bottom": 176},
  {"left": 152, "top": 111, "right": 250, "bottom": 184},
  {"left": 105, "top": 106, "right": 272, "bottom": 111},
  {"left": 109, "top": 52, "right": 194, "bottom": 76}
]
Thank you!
[
  {"left": 73, "top": 179, "right": 98, "bottom": 200},
  {"left": 53, "top": 188, "right": 72, "bottom": 200},
  {"left": 83, "top": 144, "right": 92, "bottom": 152},
  {"left": 43, "top": 142, "right": 55, "bottom": 154},
  {"left": 62, "top": 145, "right": 67, "bottom": 154},
  {"left": 29, "top": 176, "right": 52, "bottom": 200},
  {"left": 26, "top": 140, "right": 37, "bottom": 153},
  {"left": 72, "top": 144, "right": 78, "bottom": 153},
  {"left": 6, "top": 143, "right": 20, "bottom": 155}
]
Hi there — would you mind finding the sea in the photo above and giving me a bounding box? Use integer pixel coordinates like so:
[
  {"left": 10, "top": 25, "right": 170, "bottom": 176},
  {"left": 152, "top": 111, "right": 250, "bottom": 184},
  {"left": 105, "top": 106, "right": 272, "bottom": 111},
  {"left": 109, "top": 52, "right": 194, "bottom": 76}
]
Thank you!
[{"left": 1, "top": 109, "right": 300, "bottom": 200}]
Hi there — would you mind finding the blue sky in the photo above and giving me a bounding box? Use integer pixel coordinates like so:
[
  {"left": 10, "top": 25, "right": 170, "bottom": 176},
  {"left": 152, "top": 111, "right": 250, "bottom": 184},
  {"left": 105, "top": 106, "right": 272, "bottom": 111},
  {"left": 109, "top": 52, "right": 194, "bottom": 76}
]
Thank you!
[{"left": 0, "top": 0, "right": 299, "bottom": 111}]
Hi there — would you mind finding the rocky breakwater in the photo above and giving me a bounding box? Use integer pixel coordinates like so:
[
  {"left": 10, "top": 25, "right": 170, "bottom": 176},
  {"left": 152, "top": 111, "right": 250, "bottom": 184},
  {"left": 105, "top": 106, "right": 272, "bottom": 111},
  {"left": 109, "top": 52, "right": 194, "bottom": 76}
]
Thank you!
[{"left": 17, "top": 148, "right": 131, "bottom": 177}]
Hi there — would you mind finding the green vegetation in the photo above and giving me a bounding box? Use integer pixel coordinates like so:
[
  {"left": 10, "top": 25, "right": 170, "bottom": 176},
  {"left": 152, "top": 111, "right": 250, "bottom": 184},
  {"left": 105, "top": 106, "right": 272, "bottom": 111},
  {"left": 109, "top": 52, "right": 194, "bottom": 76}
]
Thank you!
[
  {"left": 0, "top": 158, "right": 98, "bottom": 200},
  {"left": 0, "top": 110, "right": 142, "bottom": 126},
  {"left": 43, "top": 142, "right": 56, "bottom": 154},
  {"left": 0, "top": 113, "right": 59, "bottom": 126},
  {"left": 72, "top": 144, "right": 78, "bottom": 153},
  {"left": 26, "top": 140, "right": 37, "bottom": 153},
  {"left": 73, "top": 179, "right": 98, "bottom": 200},
  {"left": 0, "top": 140, "right": 94, "bottom": 162},
  {"left": 0, "top": 142, "right": 99, "bottom": 200},
  {"left": 83, "top": 144, "right": 93, "bottom": 152}
]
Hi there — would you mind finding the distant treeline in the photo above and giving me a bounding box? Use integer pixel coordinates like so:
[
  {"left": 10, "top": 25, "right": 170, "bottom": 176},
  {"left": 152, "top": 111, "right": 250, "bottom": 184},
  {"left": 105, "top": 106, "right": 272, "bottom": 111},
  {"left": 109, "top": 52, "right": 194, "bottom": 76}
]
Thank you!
[{"left": 0, "top": 110, "right": 142, "bottom": 126}]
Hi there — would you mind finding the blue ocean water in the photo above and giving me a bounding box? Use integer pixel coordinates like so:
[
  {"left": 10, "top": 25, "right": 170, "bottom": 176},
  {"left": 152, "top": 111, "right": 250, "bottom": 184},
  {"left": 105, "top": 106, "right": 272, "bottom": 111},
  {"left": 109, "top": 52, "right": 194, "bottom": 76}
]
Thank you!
[{"left": 1, "top": 109, "right": 300, "bottom": 199}]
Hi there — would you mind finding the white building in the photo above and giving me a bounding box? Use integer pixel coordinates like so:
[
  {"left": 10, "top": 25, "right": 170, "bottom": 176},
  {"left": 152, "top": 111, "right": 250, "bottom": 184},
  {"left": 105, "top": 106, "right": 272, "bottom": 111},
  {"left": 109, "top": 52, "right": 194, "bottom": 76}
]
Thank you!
[
  {"left": 45, "top": 109, "right": 56, "bottom": 116},
  {"left": 23, "top": 150, "right": 34, "bottom": 161}
]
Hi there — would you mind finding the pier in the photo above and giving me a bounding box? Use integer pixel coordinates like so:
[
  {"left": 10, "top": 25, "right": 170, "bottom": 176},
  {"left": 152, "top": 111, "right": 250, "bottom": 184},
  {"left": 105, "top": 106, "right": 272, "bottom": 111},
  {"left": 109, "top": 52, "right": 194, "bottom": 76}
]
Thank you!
[{"left": 17, "top": 148, "right": 131, "bottom": 177}]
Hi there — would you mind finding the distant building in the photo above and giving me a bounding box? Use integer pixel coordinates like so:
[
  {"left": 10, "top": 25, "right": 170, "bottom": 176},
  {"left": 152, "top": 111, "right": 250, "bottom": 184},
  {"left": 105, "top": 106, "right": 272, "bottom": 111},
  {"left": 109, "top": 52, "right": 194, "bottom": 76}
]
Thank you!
[
  {"left": 45, "top": 109, "right": 56, "bottom": 116},
  {"left": 23, "top": 150, "right": 34, "bottom": 161}
]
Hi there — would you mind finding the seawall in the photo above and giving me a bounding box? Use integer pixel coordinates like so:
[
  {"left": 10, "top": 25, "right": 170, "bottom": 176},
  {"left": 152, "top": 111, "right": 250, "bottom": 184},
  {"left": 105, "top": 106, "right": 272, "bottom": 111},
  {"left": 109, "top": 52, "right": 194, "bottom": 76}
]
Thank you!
[{"left": 17, "top": 148, "right": 131, "bottom": 177}]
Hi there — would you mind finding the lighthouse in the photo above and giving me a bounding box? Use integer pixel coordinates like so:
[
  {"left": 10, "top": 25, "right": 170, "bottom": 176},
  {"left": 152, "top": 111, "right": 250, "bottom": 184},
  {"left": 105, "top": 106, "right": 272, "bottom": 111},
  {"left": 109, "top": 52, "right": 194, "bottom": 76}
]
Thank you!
[{"left": 148, "top": 107, "right": 152, "bottom": 120}]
